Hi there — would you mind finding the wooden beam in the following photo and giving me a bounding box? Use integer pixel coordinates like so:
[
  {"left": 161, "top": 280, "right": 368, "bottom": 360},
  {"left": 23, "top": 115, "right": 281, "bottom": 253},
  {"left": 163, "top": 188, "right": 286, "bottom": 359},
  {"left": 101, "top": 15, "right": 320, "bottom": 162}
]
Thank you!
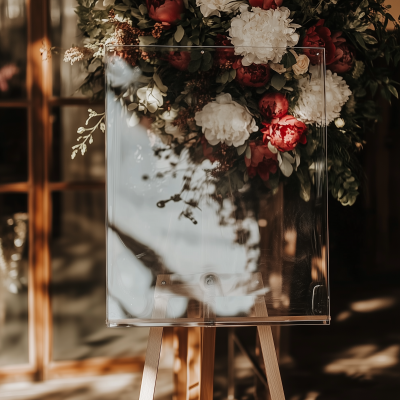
[
  {"left": 27, "top": 0, "right": 52, "bottom": 382},
  {"left": 48, "top": 97, "right": 104, "bottom": 107},
  {"left": 47, "top": 357, "right": 145, "bottom": 379},
  {"left": 0, "top": 100, "right": 30, "bottom": 108},
  {"left": 48, "top": 181, "right": 105, "bottom": 191},
  {"left": 0, "top": 182, "right": 29, "bottom": 193},
  {"left": 0, "top": 365, "right": 36, "bottom": 384}
]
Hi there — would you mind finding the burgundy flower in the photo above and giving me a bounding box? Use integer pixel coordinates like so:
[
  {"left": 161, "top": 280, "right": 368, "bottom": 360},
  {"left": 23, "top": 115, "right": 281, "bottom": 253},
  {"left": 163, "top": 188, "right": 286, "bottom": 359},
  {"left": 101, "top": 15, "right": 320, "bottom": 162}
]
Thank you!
[
  {"left": 233, "top": 59, "right": 271, "bottom": 88},
  {"left": 167, "top": 51, "right": 191, "bottom": 71},
  {"left": 214, "top": 34, "right": 237, "bottom": 66},
  {"left": 261, "top": 115, "right": 307, "bottom": 152},
  {"left": 248, "top": 0, "right": 283, "bottom": 10},
  {"left": 302, "top": 19, "right": 343, "bottom": 65},
  {"left": 146, "top": 0, "right": 184, "bottom": 24},
  {"left": 259, "top": 92, "right": 288, "bottom": 119},
  {"left": 245, "top": 141, "right": 278, "bottom": 181},
  {"left": 328, "top": 40, "right": 355, "bottom": 74}
]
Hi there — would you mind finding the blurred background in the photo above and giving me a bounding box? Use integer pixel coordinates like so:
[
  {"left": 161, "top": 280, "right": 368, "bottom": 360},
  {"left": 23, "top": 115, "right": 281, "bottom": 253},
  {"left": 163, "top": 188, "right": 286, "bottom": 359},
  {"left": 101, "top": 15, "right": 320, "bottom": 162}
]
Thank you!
[{"left": 0, "top": 1, "right": 399, "bottom": 399}]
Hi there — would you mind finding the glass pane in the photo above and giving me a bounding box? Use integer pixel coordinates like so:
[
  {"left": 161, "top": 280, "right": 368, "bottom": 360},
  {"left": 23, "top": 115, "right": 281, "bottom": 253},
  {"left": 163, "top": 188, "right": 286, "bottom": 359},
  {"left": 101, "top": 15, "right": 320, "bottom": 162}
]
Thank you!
[
  {"left": 0, "top": 0, "right": 27, "bottom": 99},
  {"left": 50, "top": 0, "right": 89, "bottom": 97},
  {"left": 51, "top": 191, "right": 148, "bottom": 361},
  {"left": 106, "top": 46, "right": 329, "bottom": 327},
  {"left": 0, "top": 108, "right": 28, "bottom": 183},
  {"left": 0, "top": 193, "right": 29, "bottom": 366},
  {"left": 51, "top": 106, "right": 105, "bottom": 181}
]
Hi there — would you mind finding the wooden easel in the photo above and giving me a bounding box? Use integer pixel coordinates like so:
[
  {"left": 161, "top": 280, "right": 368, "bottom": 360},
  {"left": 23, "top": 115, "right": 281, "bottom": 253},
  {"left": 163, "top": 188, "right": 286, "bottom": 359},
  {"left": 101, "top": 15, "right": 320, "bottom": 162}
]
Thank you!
[{"left": 138, "top": 273, "right": 285, "bottom": 400}]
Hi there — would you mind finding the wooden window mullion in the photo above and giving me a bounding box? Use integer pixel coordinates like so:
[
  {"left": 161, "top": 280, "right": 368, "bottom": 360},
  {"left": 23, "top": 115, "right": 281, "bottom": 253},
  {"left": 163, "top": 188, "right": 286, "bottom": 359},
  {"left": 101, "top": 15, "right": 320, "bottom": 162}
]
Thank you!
[{"left": 27, "top": 0, "right": 52, "bottom": 381}]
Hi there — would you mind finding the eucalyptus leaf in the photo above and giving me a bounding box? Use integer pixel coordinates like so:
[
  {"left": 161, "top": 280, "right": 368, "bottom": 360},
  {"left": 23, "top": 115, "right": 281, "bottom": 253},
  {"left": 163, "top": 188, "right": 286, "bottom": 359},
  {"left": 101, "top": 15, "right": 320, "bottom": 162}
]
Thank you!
[
  {"left": 363, "top": 34, "right": 378, "bottom": 45},
  {"left": 387, "top": 84, "right": 399, "bottom": 98},
  {"left": 153, "top": 73, "right": 168, "bottom": 93},
  {"left": 237, "top": 143, "right": 247, "bottom": 156},
  {"left": 139, "top": 35, "right": 157, "bottom": 45},
  {"left": 174, "top": 25, "right": 185, "bottom": 42},
  {"left": 138, "top": 4, "right": 148, "bottom": 14},
  {"left": 188, "top": 58, "right": 202, "bottom": 73},
  {"left": 191, "top": 51, "right": 202, "bottom": 60},
  {"left": 203, "top": 51, "right": 212, "bottom": 64},
  {"left": 271, "top": 73, "right": 287, "bottom": 90}
]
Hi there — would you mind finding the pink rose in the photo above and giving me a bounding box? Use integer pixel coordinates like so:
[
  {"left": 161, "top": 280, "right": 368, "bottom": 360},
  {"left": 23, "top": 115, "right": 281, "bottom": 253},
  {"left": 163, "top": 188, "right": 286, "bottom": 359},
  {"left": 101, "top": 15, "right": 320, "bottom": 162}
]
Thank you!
[
  {"left": 146, "top": 0, "right": 184, "bottom": 24},
  {"left": 167, "top": 51, "right": 191, "bottom": 71},
  {"left": 303, "top": 20, "right": 343, "bottom": 65},
  {"left": 328, "top": 41, "right": 355, "bottom": 74},
  {"left": 233, "top": 59, "right": 271, "bottom": 88},
  {"left": 245, "top": 141, "right": 278, "bottom": 181},
  {"left": 248, "top": 0, "right": 283, "bottom": 10},
  {"left": 261, "top": 115, "right": 307, "bottom": 152},
  {"left": 259, "top": 92, "right": 288, "bottom": 119}
]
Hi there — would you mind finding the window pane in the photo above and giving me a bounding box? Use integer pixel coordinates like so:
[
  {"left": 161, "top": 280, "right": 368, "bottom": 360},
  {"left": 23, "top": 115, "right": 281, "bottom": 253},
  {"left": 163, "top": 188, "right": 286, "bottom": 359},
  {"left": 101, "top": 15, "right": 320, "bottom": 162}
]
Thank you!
[
  {"left": 50, "top": 0, "right": 89, "bottom": 97},
  {"left": 51, "top": 106, "right": 105, "bottom": 182},
  {"left": 51, "top": 191, "right": 148, "bottom": 361},
  {"left": 0, "top": 0, "right": 27, "bottom": 99},
  {"left": 0, "top": 193, "right": 29, "bottom": 366},
  {"left": 0, "top": 108, "right": 28, "bottom": 183}
]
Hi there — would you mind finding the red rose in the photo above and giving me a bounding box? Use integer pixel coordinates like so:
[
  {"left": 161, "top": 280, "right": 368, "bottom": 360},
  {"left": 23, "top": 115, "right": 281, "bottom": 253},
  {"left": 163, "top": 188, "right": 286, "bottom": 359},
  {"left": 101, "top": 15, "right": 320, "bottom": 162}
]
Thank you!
[
  {"left": 233, "top": 59, "right": 271, "bottom": 88},
  {"left": 201, "top": 136, "right": 216, "bottom": 163},
  {"left": 214, "top": 34, "right": 237, "bottom": 67},
  {"left": 245, "top": 141, "right": 278, "bottom": 181},
  {"left": 302, "top": 20, "right": 343, "bottom": 65},
  {"left": 259, "top": 92, "right": 288, "bottom": 119},
  {"left": 167, "top": 51, "right": 191, "bottom": 71},
  {"left": 249, "top": 0, "right": 283, "bottom": 9},
  {"left": 146, "top": 0, "right": 184, "bottom": 24},
  {"left": 261, "top": 115, "right": 307, "bottom": 152},
  {"left": 327, "top": 40, "right": 355, "bottom": 74}
]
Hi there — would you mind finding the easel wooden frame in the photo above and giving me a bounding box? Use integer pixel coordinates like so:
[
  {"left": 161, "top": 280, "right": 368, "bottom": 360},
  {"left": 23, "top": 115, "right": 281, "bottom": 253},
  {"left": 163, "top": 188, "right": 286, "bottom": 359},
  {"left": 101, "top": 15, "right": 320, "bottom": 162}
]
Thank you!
[{"left": 138, "top": 274, "right": 285, "bottom": 400}]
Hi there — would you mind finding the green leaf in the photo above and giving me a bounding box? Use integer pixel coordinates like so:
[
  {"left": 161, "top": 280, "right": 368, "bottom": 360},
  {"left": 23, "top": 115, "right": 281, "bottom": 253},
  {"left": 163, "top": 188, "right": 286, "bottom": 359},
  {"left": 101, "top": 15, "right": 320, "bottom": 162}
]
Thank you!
[
  {"left": 363, "top": 34, "right": 378, "bottom": 45},
  {"left": 271, "top": 74, "right": 286, "bottom": 90},
  {"left": 369, "top": 81, "right": 378, "bottom": 97},
  {"left": 220, "top": 71, "right": 229, "bottom": 84},
  {"left": 282, "top": 52, "right": 297, "bottom": 69},
  {"left": 237, "top": 144, "right": 247, "bottom": 156},
  {"left": 394, "top": 52, "right": 400, "bottom": 67},
  {"left": 387, "top": 84, "right": 399, "bottom": 98},
  {"left": 131, "top": 8, "right": 143, "bottom": 19},
  {"left": 138, "top": 4, "right": 148, "bottom": 14},
  {"left": 204, "top": 38, "right": 214, "bottom": 46},
  {"left": 191, "top": 51, "right": 202, "bottom": 60},
  {"left": 381, "top": 86, "right": 391, "bottom": 102},
  {"left": 188, "top": 58, "right": 202, "bottom": 73},
  {"left": 353, "top": 32, "right": 367, "bottom": 49},
  {"left": 153, "top": 73, "right": 168, "bottom": 93},
  {"left": 203, "top": 51, "right": 212, "bottom": 65},
  {"left": 139, "top": 35, "right": 157, "bottom": 45},
  {"left": 174, "top": 25, "right": 185, "bottom": 43}
]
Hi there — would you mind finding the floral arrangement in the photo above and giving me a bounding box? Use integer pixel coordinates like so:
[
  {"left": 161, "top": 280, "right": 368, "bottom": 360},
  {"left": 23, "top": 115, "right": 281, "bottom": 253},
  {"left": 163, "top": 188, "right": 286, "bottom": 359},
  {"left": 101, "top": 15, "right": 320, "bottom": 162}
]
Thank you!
[{"left": 65, "top": 0, "right": 400, "bottom": 207}]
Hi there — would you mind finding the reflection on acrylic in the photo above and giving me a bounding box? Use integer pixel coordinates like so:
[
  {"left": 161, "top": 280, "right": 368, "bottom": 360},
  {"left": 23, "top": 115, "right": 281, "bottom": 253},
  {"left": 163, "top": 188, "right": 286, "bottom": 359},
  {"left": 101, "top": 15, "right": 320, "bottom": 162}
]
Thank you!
[{"left": 106, "top": 46, "right": 329, "bottom": 326}]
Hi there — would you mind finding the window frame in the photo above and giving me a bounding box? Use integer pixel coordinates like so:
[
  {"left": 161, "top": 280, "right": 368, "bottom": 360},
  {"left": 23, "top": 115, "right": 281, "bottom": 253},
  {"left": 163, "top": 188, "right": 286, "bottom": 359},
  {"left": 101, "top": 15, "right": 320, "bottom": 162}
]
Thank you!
[{"left": 0, "top": 0, "right": 144, "bottom": 383}]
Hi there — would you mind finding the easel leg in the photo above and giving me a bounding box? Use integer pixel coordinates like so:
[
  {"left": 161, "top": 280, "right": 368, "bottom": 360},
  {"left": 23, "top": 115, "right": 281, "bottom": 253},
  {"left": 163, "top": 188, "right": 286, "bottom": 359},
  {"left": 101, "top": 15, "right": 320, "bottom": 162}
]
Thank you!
[
  {"left": 139, "top": 327, "right": 164, "bottom": 400},
  {"left": 255, "top": 300, "right": 286, "bottom": 400},
  {"left": 199, "top": 327, "right": 216, "bottom": 400}
]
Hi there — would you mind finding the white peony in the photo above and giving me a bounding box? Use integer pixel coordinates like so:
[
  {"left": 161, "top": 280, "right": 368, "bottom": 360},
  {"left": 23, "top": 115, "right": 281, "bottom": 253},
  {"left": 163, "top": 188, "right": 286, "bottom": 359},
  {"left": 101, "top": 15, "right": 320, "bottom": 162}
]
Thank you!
[
  {"left": 293, "top": 66, "right": 352, "bottom": 126},
  {"left": 195, "top": 93, "right": 258, "bottom": 147},
  {"left": 196, "top": 0, "right": 244, "bottom": 17},
  {"left": 228, "top": 6, "right": 300, "bottom": 66},
  {"left": 137, "top": 85, "right": 165, "bottom": 113}
]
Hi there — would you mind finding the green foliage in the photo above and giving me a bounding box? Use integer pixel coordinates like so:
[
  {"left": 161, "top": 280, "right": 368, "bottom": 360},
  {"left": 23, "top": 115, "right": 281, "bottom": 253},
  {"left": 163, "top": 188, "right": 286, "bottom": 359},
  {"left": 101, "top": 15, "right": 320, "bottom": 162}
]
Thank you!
[{"left": 68, "top": 0, "right": 400, "bottom": 206}]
